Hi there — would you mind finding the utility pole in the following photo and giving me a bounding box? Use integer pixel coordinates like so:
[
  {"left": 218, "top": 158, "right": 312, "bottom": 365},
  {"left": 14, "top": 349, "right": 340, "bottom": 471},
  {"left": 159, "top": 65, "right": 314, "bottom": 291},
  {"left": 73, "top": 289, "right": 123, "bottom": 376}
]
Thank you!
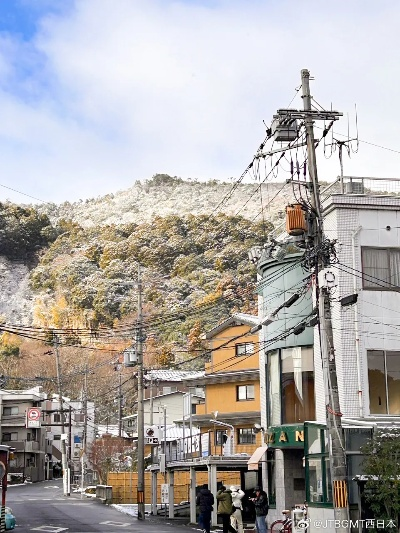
[
  {"left": 149, "top": 376, "right": 154, "bottom": 465},
  {"left": 83, "top": 364, "right": 88, "bottom": 451},
  {"left": 301, "top": 68, "right": 349, "bottom": 531},
  {"left": 136, "top": 264, "right": 145, "bottom": 520},
  {"left": 118, "top": 373, "right": 123, "bottom": 438},
  {"left": 54, "top": 335, "right": 69, "bottom": 496}
]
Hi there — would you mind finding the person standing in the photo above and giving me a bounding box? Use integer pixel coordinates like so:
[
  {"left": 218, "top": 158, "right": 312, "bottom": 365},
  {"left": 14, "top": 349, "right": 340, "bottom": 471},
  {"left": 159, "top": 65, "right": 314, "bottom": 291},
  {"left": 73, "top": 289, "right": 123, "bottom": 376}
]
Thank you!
[
  {"left": 230, "top": 485, "right": 245, "bottom": 533},
  {"left": 251, "top": 486, "right": 269, "bottom": 533},
  {"left": 216, "top": 485, "right": 237, "bottom": 533},
  {"left": 196, "top": 484, "right": 214, "bottom": 533}
]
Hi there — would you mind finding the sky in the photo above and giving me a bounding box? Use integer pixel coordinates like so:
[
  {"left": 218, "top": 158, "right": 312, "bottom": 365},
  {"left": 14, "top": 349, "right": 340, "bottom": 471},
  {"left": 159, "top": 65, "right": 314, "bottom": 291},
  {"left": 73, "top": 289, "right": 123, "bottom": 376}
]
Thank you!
[{"left": 0, "top": 0, "right": 398, "bottom": 204}]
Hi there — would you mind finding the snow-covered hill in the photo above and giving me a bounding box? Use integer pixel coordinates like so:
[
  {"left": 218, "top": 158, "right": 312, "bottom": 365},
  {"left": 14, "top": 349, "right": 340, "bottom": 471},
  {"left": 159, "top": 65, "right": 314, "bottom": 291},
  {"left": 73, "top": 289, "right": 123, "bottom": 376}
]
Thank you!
[{"left": 37, "top": 176, "right": 292, "bottom": 227}]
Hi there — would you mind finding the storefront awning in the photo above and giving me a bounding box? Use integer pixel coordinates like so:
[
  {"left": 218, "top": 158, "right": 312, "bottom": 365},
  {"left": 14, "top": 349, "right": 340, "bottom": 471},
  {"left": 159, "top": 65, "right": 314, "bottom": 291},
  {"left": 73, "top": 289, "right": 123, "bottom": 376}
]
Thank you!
[{"left": 247, "top": 446, "right": 268, "bottom": 470}]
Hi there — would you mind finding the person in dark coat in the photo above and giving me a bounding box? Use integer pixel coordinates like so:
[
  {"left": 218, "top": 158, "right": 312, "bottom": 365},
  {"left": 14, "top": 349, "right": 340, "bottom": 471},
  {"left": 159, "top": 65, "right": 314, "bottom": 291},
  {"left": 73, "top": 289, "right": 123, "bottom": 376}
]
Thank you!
[
  {"left": 251, "top": 486, "right": 269, "bottom": 533},
  {"left": 196, "top": 484, "right": 214, "bottom": 533},
  {"left": 216, "top": 485, "right": 236, "bottom": 533}
]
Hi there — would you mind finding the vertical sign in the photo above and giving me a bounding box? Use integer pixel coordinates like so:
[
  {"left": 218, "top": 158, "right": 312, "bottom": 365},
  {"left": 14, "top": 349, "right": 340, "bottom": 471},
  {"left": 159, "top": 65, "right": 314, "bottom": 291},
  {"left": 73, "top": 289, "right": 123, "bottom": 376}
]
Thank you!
[
  {"left": 26, "top": 408, "right": 41, "bottom": 428},
  {"left": 161, "top": 483, "right": 169, "bottom": 504},
  {"left": 201, "top": 432, "right": 209, "bottom": 457}
]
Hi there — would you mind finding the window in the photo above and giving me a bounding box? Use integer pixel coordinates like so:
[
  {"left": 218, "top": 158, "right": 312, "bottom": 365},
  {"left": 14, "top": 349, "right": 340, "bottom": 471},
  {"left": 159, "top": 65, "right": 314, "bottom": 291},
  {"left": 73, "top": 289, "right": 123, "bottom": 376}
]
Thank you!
[
  {"left": 267, "top": 346, "right": 315, "bottom": 425},
  {"left": 163, "top": 386, "right": 177, "bottom": 394},
  {"left": 237, "top": 428, "right": 256, "bottom": 444},
  {"left": 237, "top": 384, "right": 255, "bottom": 401},
  {"left": 362, "top": 247, "right": 400, "bottom": 290},
  {"left": 236, "top": 343, "right": 254, "bottom": 356},
  {"left": 54, "top": 414, "right": 61, "bottom": 423},
  {"left": 2, "top": 432, "right": 18, "bottom": 441},
  {"left": 367, "top": 350, "right": 400, "bottom": 414},
  {"left": 215, "top": 430, "right": 228, "bottom": 446},
  {"left": 3, "top": 406, "right": 18, "bottom": 415},
  {"left": 304, "top": 423, "right": 332, "bottom": 505}
]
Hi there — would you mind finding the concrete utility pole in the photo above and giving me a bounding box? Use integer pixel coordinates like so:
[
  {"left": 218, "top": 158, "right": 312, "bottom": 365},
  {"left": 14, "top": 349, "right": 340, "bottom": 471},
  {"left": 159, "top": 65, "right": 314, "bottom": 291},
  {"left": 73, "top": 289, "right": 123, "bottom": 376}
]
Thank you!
[
  {"left": 136, "top": 265, "right": 145, "bottom": 520},
  {"left": 54, "top": 335, "right": 69, "bottom": 496},
  {"left": 118, "top": 373, "right": 123, "bottom": 438},
  {"left": 301, "top": 68, "right": 349, "bottom": 531}
]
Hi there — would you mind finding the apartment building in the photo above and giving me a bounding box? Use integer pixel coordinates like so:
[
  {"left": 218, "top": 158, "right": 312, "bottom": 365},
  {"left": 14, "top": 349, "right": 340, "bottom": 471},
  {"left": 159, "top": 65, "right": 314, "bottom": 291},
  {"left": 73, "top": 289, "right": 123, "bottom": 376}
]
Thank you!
[{"left": 0, "top": 387, "right": 52, "bottom": 482}]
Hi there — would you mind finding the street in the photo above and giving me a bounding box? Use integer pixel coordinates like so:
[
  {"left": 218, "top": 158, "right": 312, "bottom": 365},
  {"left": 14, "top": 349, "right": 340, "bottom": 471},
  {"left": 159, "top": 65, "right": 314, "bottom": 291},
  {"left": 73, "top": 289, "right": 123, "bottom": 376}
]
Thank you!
[{"left": 6, "top": 479, "right": 200, "bottom": 533}]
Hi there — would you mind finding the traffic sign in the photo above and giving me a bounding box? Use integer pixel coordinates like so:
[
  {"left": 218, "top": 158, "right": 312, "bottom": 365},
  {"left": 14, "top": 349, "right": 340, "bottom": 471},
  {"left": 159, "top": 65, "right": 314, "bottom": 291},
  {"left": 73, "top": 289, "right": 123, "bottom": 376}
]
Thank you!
[
  {"left": 144, "top": 437, "right": 159, "bottom": 445},
  {"left": 26, "top": 407, "right": 41, "bottom": 428}
]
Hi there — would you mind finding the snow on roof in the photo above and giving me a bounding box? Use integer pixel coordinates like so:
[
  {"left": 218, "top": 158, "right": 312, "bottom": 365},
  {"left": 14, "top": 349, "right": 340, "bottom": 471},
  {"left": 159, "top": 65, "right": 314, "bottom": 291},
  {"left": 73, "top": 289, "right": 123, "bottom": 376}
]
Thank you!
[
  {"left": 144, "top": 370, "right": 204, "bottom": 382},
  {"left": 97, "top": 424, "right": 129, "bottom": 438}
]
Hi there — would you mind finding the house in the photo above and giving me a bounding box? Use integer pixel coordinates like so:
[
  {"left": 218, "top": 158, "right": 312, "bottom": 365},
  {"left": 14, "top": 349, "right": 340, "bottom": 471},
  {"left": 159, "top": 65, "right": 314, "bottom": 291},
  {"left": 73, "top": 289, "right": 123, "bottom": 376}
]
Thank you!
[
  {"left": 0, "top": 387, "right": 53, "bottom": 482},
  {"left": 189, "top": 315, "right": 263, "bottom": 458},
  {"left": 150, "top": 316, "right": 263, "bottom": 527}
]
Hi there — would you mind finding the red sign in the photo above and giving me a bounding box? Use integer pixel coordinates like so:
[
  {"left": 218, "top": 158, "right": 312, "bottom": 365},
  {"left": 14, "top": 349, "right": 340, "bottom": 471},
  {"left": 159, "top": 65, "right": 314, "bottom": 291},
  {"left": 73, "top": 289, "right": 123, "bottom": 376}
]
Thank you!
[{"left": 27, "top": 408, "right": 41, "bottom": 428}]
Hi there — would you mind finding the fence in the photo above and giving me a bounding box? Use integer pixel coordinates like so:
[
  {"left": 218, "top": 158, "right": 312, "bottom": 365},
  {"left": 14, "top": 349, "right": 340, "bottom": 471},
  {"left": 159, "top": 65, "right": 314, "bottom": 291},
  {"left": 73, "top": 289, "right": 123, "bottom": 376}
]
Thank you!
[{"left": 108, "top": 470, "right": 241, "bottom": 504}]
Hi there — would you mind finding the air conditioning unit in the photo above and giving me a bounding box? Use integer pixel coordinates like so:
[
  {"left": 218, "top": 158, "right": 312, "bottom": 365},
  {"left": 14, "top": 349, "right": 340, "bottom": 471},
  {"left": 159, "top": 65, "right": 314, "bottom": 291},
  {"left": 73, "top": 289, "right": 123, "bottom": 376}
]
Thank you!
[
  {"left": 345, "top": 181, "right": 364, "bottom": 194},
  {"left": 73, "top": 451, "right": 80, "bottom": 458}
]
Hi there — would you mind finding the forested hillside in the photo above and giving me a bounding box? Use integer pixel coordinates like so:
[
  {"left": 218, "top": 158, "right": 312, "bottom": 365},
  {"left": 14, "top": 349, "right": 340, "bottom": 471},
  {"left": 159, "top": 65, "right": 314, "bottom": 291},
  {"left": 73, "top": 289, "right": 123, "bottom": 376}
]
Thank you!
[{"left": 0, "top": 175, "right": 284, "bottom": 418}]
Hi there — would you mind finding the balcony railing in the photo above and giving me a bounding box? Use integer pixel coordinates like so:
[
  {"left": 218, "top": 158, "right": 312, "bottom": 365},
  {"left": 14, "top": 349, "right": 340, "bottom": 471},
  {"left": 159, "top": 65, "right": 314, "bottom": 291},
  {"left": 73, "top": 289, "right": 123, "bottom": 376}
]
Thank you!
[
  {"left": 154, "top": 433, "right": 257, "bottom": 464},
  {"left": 8, "top": 441, "right": 40, "bottom": 452}
]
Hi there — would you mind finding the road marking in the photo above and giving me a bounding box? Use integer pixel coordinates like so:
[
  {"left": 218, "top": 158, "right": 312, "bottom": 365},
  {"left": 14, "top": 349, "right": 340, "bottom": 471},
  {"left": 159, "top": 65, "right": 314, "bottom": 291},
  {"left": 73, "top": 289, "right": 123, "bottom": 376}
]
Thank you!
[
  {"left": 99, "top": 521, "right": 132, "bottom": 527},
  {"left": 31, "top": 527, "right": 68, "bottom": 532},
  {"left": 44, "top": 486, "right": 59, "bottom": 489}
]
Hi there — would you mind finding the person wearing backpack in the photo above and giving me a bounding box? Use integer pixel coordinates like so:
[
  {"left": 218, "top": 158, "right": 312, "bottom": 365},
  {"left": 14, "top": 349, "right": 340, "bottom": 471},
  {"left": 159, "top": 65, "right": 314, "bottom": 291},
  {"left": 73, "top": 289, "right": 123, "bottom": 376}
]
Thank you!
[
  {"left": 216, "top": 485, "right": 237, "bottom": 533},
  {"left": 251, "top": 486, "right": 269, "bottom": 533}
]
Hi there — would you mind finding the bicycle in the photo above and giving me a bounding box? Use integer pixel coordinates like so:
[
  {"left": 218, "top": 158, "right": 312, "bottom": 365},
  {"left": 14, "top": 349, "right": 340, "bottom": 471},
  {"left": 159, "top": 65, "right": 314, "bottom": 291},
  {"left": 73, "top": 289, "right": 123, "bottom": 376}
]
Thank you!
[
  {"left": 269, "top": 509, "right": 292, "bottom": 533},
  {"left": 269, "top": 503, "right": 308, "bottom": 533}
]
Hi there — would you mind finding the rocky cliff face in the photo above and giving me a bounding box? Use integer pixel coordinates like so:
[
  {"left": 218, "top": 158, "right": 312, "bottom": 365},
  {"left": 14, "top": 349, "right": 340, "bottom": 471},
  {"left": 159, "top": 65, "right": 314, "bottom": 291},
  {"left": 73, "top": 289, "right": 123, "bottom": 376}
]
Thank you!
[{"left": 0, "top": 257, "right": 34, "bottom": 324}]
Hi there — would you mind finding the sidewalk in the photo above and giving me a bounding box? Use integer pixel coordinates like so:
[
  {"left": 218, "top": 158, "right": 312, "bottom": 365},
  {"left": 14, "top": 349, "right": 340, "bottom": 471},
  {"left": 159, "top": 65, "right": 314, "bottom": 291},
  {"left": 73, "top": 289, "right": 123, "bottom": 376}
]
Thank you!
[{"left": 111, "top": 504, "right": 255, "bottom": 532}]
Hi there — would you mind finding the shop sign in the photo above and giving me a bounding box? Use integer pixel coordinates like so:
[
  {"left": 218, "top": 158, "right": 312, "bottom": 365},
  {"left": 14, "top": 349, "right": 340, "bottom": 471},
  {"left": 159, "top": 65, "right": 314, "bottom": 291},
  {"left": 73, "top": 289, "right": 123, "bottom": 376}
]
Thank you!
[{"left": 265, "top": 425, "right": 304, "bottom": 448}]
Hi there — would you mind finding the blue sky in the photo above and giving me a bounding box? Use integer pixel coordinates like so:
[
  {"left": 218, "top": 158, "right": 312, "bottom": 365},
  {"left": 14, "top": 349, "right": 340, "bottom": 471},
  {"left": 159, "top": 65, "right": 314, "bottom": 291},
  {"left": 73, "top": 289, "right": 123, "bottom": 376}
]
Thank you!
[{"left": 0, "top": 0, "right": 398, "bottom": 204}]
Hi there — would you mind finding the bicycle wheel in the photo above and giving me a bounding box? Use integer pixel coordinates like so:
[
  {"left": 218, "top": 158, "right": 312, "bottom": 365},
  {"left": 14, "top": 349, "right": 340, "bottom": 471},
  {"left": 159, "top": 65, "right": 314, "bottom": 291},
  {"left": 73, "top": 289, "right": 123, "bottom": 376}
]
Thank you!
[{"left": 270, "top": 520, "right": 290, "bottom": 533}]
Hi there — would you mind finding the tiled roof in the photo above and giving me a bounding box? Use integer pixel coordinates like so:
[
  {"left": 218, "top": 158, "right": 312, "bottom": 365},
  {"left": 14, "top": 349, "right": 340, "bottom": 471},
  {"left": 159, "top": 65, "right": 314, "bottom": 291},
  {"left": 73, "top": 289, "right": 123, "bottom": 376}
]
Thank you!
[{"left": 144, "top": 370, "right": 204, "bottom": 382}]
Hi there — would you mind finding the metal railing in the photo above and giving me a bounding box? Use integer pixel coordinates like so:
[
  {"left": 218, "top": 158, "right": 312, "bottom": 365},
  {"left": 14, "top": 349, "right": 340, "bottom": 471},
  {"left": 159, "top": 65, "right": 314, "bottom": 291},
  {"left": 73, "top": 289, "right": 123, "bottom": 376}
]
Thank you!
[{"left": 155, "top": 434, "right": 256, "bottom": 464}]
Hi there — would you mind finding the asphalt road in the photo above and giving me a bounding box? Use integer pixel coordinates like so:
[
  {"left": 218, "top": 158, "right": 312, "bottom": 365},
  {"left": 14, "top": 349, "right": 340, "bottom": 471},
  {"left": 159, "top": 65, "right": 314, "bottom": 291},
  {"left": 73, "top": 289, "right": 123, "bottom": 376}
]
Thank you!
[{"left": 6, "top": 479, "right": 199, "bottom": 533}]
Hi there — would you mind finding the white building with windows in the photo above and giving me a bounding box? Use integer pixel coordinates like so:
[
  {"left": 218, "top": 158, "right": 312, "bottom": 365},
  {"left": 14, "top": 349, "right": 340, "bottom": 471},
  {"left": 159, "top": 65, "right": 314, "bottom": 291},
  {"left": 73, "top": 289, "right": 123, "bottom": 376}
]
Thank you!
[
  {"left": 256, "top": 177, "right": 400, "bottom": 530},
  {"left": 322, "top": 183, "right": 400, "bottom": 421}
]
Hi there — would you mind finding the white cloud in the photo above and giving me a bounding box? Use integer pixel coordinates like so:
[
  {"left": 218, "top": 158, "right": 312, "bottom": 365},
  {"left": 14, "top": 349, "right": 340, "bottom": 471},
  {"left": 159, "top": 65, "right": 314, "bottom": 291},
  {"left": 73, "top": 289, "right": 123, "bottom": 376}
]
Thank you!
[{"left": 0, "top": 0, "right": 398, "bottom": 203}]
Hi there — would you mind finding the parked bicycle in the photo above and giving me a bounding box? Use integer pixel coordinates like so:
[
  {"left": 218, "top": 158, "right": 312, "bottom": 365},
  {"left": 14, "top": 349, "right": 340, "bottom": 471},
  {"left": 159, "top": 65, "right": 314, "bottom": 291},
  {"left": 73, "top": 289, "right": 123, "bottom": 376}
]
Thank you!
[{"left": 269, "top": 503, "right": 308, "bottom": 533}]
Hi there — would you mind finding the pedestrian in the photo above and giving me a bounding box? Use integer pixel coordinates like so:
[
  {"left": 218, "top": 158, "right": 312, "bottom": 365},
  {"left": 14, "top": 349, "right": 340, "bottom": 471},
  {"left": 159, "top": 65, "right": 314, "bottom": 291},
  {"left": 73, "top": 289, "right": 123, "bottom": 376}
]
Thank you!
[
  {"left": 230, "top": 485, "right": 245, "bottom": 533},
  {"left": 251, "top": 486, "right": 269, "bottom": 533},
  {"left": 196, "top": 483, "right": 214, "bottom": 533},
  {"left": 216, "top": 485, "right": 237, "bottom": 533}
]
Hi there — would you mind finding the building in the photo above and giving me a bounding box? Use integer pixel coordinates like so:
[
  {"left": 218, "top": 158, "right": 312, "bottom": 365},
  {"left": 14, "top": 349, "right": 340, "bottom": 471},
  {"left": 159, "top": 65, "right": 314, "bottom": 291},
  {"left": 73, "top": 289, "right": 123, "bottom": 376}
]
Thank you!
[
  {"left": 0, "top": 387, "right": 53, "bottom": 482},
  {"left": 49, "top": 398, "right": 95, "bottom": 483},
  {"left": 150, "top": 316, "right": 263, "bottom": 527},
  {"left": 256, "top": 251, "right": 314, "bottom": 519},
  {"left": 255, "top": 176, "right": 400, "bottom": 530}
]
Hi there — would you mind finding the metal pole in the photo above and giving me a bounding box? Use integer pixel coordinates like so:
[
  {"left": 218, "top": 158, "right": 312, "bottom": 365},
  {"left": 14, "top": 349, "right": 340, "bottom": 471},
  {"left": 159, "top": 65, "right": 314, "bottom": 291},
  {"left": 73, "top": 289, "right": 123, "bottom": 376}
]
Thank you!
[
  {"left": 301, "top": 68, "right": 349, "bottom": 531},
  {"left": 54, "top": 335, "right": 69, "bottom": 496},
  {"left": 149, "top": 376, "right": 154, "bottom": 465},
  {"left": 136, "top": 264, "right": 145, "bottom": 520}
]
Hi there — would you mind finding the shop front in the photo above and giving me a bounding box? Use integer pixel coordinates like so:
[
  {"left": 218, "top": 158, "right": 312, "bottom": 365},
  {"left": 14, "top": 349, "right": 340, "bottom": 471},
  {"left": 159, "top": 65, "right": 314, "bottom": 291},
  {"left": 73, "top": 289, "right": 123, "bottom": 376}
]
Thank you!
[{"left": 265, "top": 424, "right": 306, "bottom": 523}]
